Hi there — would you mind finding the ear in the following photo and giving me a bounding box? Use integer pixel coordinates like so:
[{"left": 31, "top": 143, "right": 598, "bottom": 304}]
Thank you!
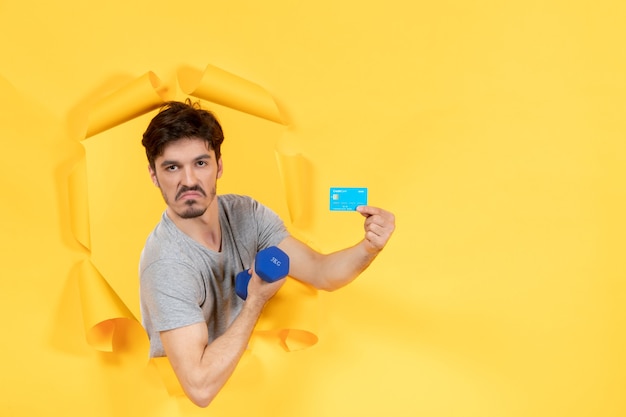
[
  {"left": 148, "top": 165, "right": 159, "bottom": 187},
  {"left": 216, "top": 157, "right": 224, "bottom": 179}
]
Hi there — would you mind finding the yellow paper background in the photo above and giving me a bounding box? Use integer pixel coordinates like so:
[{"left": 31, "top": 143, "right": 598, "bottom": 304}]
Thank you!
[{"left": 1, "top": 1, "right": 625, "bottom": 416}]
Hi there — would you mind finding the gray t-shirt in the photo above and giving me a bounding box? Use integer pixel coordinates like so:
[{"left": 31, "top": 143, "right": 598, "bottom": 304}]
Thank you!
[{"left": 139, "top": 194, "right": 289, "bottom": 357}]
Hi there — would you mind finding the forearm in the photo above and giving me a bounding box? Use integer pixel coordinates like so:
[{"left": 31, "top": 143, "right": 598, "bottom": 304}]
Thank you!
[
  {"left": 314, "top": 239, "right": 379, "bottom": 291},
  {"left": 279, "top": 206, "right": 395, "bottom": 292},
  {"left": 279, "top": 236, "right": 381, "bottom": 291},
  {"left": 170, "top": 299, "right": 265, "bottom": 407}
]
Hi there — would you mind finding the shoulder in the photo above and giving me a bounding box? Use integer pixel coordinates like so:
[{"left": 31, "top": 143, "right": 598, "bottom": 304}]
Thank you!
[
  {"left": 218, "top": 194, "right": 287, "bottom": 248},
  {"left": 218, "top": 194, "right": 267, "bottom": 221},
  {"left": 218, "top": 194, "right": 257, "bottom": 211},
  {"left": 218, "top": 194, "right": 283, "bottom": 223},
  {"left": 140, "top": 213, "right": 197, "bottom": 274}
]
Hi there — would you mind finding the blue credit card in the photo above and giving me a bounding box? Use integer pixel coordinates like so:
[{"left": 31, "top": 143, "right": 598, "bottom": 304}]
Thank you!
[{"left": 330, "top": 187, "right": 368, "bottom": 211}]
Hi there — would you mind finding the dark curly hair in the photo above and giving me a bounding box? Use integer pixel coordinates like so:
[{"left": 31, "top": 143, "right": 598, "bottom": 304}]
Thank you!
[{"left": 142, "top": 99, "right": 224, "bottom": 170}]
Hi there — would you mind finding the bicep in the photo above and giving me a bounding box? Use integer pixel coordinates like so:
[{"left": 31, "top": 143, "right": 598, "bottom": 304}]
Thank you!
[{"left": 277, "top": 236, "right": 326, "bottom": 288}]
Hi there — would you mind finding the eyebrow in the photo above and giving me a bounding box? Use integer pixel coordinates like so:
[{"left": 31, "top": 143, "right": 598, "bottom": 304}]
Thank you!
[{"left": 159, "top": 154, "right": 212, "bottom": 168}]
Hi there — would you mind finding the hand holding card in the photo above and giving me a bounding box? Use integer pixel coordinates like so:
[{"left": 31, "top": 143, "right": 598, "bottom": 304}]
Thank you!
[
  {"left": 329, "top": 187, "right": 395, "bottom": 252},
  {"left": 356, "top": 205, "right": 396, "bottom": 254}
]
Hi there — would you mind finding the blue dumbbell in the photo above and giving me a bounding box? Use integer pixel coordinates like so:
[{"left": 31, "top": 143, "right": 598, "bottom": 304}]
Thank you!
[{"left": 235, "top": 246, "right": 290, "bottom": 300}]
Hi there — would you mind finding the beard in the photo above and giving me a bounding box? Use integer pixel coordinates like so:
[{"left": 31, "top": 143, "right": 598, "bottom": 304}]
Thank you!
[
  {"left": 179, "top": 199, "right": 208, "bottom": 219},
  {"left": 161, "top": 183, "right": 217, "bottom": 219}
]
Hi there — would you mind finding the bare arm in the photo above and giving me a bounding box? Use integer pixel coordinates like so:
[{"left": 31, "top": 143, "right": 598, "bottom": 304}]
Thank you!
[
  {"left": 278, "top": 205, "right": 395, "bottom": 291},
  {"left": 158, "top": 206, "right": 393, "bottom": 406},
  {"left": 160, "top": 273, "right": 284, "bottom": 407}
]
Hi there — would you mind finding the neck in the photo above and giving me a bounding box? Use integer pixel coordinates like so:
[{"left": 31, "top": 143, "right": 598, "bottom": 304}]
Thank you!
[{"left": 167, "top": 200, "right": 222, "bottom": 252}]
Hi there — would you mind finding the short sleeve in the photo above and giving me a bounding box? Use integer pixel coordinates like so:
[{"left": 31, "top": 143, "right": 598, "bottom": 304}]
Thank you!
[
  {"left": 252, "top": 199, "right": 289, "bottom": 250},
  {"left": 140, "top": 260, "right": 207, "bottom": 333}
]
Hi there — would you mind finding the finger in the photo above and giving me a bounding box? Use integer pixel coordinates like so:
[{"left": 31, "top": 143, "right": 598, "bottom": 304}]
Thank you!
[
  {"left": 364, "top": 230, "right": 387, "bottom": 251},
  {"left": 360, "top": 206, "right": 395, "bottom": 225},
  {"left": 356, "top": 205, "right": 381, "bottom": 217},
  {"left": 364, "top": 214, "right": 392, "bottom": 228},
  {"left": 365, "top": 222, "right": 386, "bottom": 237},
  {"left": 364, "top": 212, "right": 384, "bottom": 227},
  {"left": 365, "top": 216, "right": 395, "bottom": 243}
]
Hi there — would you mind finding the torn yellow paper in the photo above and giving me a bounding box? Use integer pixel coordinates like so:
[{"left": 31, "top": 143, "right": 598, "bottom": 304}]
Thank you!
[
  {"left": 150, "top": 357, "right": 186, "bottom": 397},
  {"left": 77, "top": 259, "right": 138, "bottom": 352},
  {"left": 85, "top": 72, "right": 174, "bottom": 139},
  {"left": 67, "top": 154, "right": 90, "bottom": 250},
  {"left": 68, "top": 64, "right": 320, "bottom": 399},
  {"left": 255, "top": 277, "right": 319, "bottom": 351},
  {"left": 178, "top": 64, "right": 285, "bottom": 124},
  {"left": 275, "top": 147, "right": 315, "bottom": 229}
]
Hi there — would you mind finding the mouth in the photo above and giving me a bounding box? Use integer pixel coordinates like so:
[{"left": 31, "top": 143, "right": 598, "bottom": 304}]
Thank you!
[
  {"left": 176, "top": 187, "right": 206, "bottom": 201},
  {"left": 178, "top": 192, "right": 201, "bottom": 201}
]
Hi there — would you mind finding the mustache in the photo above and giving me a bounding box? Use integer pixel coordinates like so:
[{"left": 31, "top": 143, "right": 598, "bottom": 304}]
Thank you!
[{"left": 176, "top": 185, "right": 206, "bottom": 200}]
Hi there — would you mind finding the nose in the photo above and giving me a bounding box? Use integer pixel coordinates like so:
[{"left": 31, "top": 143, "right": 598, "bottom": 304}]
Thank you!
[{"left": 181, "top": 166, "right": 198, "bottom": 186}]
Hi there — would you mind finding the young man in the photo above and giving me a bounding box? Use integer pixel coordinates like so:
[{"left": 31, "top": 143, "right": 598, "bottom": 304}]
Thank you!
[{"left": 139, "top": 100, "right": 395, "bottom": 407}]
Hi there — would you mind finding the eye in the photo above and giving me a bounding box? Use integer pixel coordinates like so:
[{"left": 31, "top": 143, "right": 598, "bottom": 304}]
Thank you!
[
  {"left": 165, "top": 165, "right": 178, "bottom": 172},
  {"left": 196, "top": 160, "right": 208, "bottom": 167}
]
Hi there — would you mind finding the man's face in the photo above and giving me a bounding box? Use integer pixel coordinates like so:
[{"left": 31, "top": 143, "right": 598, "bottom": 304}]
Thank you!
[{"left": 149, "top": 137, "right": 223, "bottom": 220}]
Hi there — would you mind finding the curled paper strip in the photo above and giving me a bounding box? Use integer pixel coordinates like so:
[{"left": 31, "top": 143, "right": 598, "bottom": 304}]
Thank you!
[
  {"left": 85, "top": 72, "right": 174, "bottom": 139},
  {"left": 77, "top": 259, "right": 137, "bottom": 352},
  {"left": 275, "top": 136, "right": 320, "bottom": 251},
  {"left": 256, "top": 277, "right": 320, "bottom": 351},
  {"left": 179, "top": 64, "right": 285, "bottom": 124},
  {"left": 275, "top": 147, "right": 315, "bottom": 229}
]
